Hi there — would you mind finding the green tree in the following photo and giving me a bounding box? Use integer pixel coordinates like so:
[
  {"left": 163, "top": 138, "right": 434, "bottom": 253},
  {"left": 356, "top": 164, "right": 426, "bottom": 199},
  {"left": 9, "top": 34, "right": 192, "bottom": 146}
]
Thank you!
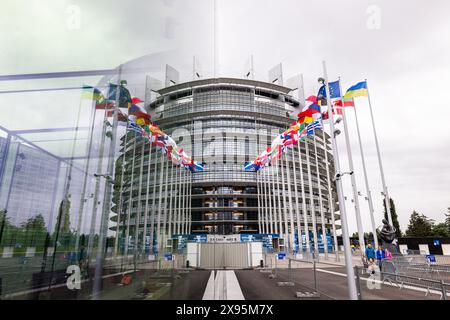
[
  {"left": 445, "top": 207, "right": 450, "bottom": 234},
  {"left": 0, "top": 210, "right": 18, "bottom": 246},
  {"left": 20, "top": 214, "right": 48, "bottom": 248},
  {"left": 431, "top": 223, "right": 450, "bottom": 237},
  {"left": 405, "top": 211, "right": 433, "bottom": 237},
  {"left": 383, "top": 197, "right": 402, "bottom": 237}
]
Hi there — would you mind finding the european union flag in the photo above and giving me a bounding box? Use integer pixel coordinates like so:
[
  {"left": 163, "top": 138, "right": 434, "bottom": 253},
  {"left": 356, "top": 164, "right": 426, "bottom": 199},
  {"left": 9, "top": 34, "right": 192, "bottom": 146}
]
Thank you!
[
  {"left": 317, "top": 80, "right": 341, "bottom": 99},
  {"left": 328, "top": 80, "right": 341, "bottom": 99}
]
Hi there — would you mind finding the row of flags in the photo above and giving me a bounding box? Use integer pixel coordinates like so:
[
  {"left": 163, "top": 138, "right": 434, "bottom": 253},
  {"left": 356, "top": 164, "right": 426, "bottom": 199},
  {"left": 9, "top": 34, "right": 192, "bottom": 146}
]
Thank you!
[
  {"left": 82, "top": 84, "right": 204, "bottom": 172},
  {"left": 244, "top": 80, "right": 369, "bottom": 172}
]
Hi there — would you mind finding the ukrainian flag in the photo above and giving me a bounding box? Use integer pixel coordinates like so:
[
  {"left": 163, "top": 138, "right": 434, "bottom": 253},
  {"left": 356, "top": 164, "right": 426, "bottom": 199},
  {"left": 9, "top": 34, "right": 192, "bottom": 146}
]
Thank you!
[{"left": 344, "top": 81, "right": 368, "bottom": 99}]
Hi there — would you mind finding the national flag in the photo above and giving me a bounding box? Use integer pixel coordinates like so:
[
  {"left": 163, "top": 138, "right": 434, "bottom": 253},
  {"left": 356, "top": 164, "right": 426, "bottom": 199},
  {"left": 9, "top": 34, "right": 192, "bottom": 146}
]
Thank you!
[
  {"left": 131, "top": 97, "right": 144, "bottom": 104},
  {"left": 344, "top": 81, "right": 368, "bottom": 99},
  {"left": 129, "top": 104, "right": 151, "bottom": 124},
  {"left": 308, "top": 103, "right": 321, "bottom": 114},
  {"left": 307, "top": 120, "right": 323, "bottom": 135},
  {"left": 328, "top": 80, "right": 341, "bottom": 99},
  {"left": 333, "top": 97, "right": 355, "bottom": 107},
  {"left": 194, "top": 161, "right": 205, "bottom": 172},
  {"left": 306, "top": 95, "right": 318, "bottom": 104},
  {"left": 127, "top": 122, "right": 144, "bottom": 136}
]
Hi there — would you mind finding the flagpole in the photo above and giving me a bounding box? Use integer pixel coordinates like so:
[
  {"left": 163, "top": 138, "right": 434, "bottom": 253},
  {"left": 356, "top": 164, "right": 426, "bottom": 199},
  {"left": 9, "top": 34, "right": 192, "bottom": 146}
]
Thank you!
[
  {"left": 338, "top": 79, "right": 366, "bottom": 254},
  {"left": 280, "top": 153, "right": 290, "bottom": 251},
  {"left": 322, "top": 60, "right": 358, "bottom": 300},
  {"left": 297, "top": 140, "right": 310, "bottom": 254},
  {"left": 142, "top": 142, "right": 153, "bottom": 255},
  {"left": 284, "top": 147, "right": 295, "bottom": 254},
  {"left": 261, "top": 169, "right": 267, "bottom": 234},
  {"left": 365, "top": 79, "right": 393, "bottom": 226},
  {"left": 156, "top": 154, "right": 165, "bottom": 254},
  {"left": 93, "top": 69, "right": 124, "bottom": 298},
  {"left": 305, "top": 138, "right": 319, "bottom": 255},
  {"left": 256, "top": 149, "right": 262, "bottom": 233},
  {"left": 353, "top": 103, "right": 379, "bottom": 249},
  {"left": 321, "top": 129, "right": 340, "bottom": 261},
  {"left": 167, "top": 164, "right": 174, "bottom": 240},
  {"left": 270, "top": 163, "right": 277, "bottom": 234},
  {"left": 276, "top": 158, "right": 284, "bottom": 244},
  {"left": 161, "top": 158, "right": 170, "bottom": 254},
  {"left": 86, "top": 108, "right": 109, "bottom": 265},
  {"left": 123, "top": 138, "right": 137, "bottom": 266},
  {"left": 176, "top": 166, "right": 182, "bottom": 235},
  {"left": 149, "top": 152, "right": 159, "bottom": 254},
  {"left": 75, "top": 95, "right": 97, "bottom": 258},
  {"left": 298, "top": 74, "right": 310, "bottom": 254},
  {"left": 290, "top": 146, "right": 302, "bottom": 255},
  {"left": 313, "top": 134, "right": 329, "bottom": 259},
  {"left": 113, "top": 131, "right": 128, "bottom": 258},
  {"left": 133, "top": 142, "right": 146, "bottom": 265}
]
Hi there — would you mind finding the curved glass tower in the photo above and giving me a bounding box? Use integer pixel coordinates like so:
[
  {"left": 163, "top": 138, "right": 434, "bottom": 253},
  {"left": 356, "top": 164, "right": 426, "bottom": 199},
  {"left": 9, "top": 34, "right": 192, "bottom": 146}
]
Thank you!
[{"left": 112, "top": 77, "right": 339, "bottom": 252}]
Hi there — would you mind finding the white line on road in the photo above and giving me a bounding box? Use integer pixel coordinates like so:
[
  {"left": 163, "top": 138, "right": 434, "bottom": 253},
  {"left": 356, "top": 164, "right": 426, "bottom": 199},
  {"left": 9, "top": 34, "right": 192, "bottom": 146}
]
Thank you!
[{"left": 202, "top": 270, "right": 245, "bottom": 300}]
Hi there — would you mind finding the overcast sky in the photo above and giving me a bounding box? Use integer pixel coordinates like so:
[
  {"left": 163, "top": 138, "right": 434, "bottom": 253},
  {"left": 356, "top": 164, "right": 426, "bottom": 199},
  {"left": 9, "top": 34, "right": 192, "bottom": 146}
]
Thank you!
[{"left": 1, "top": 0, "right": 450, "bottom": 233}]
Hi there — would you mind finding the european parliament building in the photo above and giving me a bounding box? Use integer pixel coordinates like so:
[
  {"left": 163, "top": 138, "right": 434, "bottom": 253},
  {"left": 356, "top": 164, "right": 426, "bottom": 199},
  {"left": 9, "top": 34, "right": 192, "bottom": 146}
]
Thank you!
[{"left": 111, "top": 76, "right": 340, "bottom": 253}]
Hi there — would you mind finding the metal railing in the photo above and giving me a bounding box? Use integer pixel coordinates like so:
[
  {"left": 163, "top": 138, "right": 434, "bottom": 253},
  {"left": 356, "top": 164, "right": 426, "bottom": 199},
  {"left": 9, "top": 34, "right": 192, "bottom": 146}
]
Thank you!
[{"left": 354, "top": 265, "right": 449, "bottom": 300}]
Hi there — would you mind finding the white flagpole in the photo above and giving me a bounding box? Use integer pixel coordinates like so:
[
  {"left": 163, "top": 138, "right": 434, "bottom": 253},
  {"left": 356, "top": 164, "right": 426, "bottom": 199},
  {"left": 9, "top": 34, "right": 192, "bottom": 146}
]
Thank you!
[
  {"left": 280, "top": 153, "right": 290, "bottom": 250},
  {"left": 365, "top": 80, "right": 393, "bottom": 226},
  {"left": 188, "top": 172, "right": 192, "bottom": 234},
  {"left": 353, "top": 103, "right": 379, "bottom": 249},
  {"left": 133, "top": 142, "right": 146, "bottom": 263},
  {"left": 256, "top": 161, "right": 262, "bottom": 233},
  {"left": 338, "top": 79, "right": 366, "bottom": 254},
  {"left": 276, "top": 158, "right": 284, "bottom": 241},
  {"left": 313, "top": 134, "right": 329, "bottom": 259},
  {"left": 290, "top": 147, "right": 302, "bottom": 255},
  {"left": 297, "top": 74, "right": 310, "bottom": 254},
  {"left": 321, "top": 129, "right": 339, "bottom": 261},
  {"left": 305, "top": 138, "right": 319, "bottom": 255},
  {"left": 284, "top": 149, "right": 295, "bottom": 253},
  {"left": 297, "top": 140, "right": 310, "bottom": 254},
  {"left": 162, "top": 158, "right": 170, "bottom": 252},
  {"left": 322, "top": 61, "right": 358, "bottom": 300},
  {"left": 75, "top": 96, "right": 97, "bottom": 257},
  {"left": 269, "top": 163, "right": 276, "bottom": 234},
  {"left": 142, "top": 143, "right": 153, "bottom": 254},
  {"left": 168, "top": 164, "right": 174, "bottom": 240},
  {"left": 149, "top": 152, "right": 159, "bottom": 254},
  {"left": 156, "top": 154, "right": 165, "bottom": 253},
  {"left": 176, "top": 167, "right": 182, "bottom": 235},
  {"left": 123, "top": 138, "right": 137, "bottom": 264}
]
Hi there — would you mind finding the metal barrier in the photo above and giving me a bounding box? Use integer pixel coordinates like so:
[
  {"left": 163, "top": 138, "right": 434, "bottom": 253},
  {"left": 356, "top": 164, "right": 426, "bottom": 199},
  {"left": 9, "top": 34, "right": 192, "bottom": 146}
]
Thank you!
[{"left": 354, "top": 265, "right": 449, "bottom": 300}]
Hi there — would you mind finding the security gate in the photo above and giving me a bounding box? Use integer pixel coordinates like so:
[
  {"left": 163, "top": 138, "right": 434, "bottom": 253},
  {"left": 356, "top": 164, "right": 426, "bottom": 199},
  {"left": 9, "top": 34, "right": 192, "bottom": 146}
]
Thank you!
[{"left": 199, "top": 243, "right": 250, "bottom": 269}]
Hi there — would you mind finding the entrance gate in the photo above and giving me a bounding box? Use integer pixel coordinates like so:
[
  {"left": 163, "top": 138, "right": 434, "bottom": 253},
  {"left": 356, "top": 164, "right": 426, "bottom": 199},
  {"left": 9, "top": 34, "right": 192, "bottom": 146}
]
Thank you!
[{"left": 199, "top": 243, "right": 250, "bottom": 269}]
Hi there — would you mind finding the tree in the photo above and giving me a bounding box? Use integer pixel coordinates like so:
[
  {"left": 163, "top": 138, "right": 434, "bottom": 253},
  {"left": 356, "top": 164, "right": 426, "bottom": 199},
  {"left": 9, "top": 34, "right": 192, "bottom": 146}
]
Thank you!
[
  {"left": 431, "top": 223, "right": 450, "bottom": 237},
  {"left": 383, "top": 197, "right": 402, "bottom": 238},
  {"left": 445, "top": 207, "right": 450, "bottom": 234},
  {"left": 405, "top": 211, "right": 433, "bottom": 237},
  {"left": 20, "top": 214, "right": 48, "bottom": 247},
  {"left": 0, "top": 210, "right": 18, "bottom": 246}
]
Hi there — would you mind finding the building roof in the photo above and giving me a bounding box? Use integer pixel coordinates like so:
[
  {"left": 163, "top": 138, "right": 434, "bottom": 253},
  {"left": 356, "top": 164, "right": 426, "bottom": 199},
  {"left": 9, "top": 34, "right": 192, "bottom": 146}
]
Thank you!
[{"left": 157, "top": 77, "right": 294, "bottom": 95}]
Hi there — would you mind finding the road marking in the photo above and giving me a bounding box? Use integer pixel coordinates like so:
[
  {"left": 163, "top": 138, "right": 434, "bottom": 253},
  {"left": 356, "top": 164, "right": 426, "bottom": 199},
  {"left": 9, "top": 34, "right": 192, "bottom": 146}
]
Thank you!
[
  {"left": 202, "top": 271, "right": 216, "bottom": 300},
  {"left": 224, "top": 270, "right": 245, "bottom": 300},
  {"left": 202, "top": 270, "right": 245, "bottom": 300}
]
